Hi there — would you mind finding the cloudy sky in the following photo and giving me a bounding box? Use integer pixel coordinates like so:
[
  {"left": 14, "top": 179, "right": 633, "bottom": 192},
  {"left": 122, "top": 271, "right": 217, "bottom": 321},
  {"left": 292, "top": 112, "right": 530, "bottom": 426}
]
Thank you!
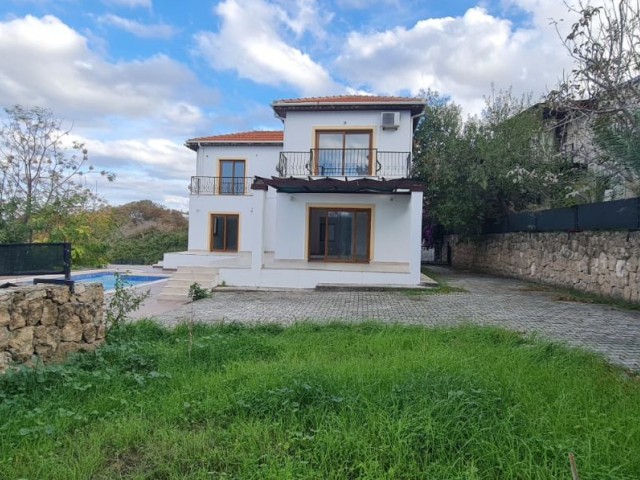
[{"left": 1, "top": 0, "right": 587, "bottom": 210}]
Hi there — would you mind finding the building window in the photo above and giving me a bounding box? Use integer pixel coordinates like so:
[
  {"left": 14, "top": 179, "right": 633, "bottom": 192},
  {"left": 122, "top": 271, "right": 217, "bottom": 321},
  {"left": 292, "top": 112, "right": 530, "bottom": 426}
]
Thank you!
[
  {"left": 308, "top": 207, "right": 370, "bottom": 262},
  {"left": 210, "top": 214, "right": 239, "bottom": 252},
  {"left": 219, "top": 160, "right": 246, "bottom": 195},
  {"left": 314, "top": 130, "right": 372, "bottom": 176}
]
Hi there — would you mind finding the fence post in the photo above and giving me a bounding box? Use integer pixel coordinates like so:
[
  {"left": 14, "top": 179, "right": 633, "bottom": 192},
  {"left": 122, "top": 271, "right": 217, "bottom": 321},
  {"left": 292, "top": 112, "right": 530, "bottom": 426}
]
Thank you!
[{"left": 63, "top": 242, "right": 72, "bottom": 281}]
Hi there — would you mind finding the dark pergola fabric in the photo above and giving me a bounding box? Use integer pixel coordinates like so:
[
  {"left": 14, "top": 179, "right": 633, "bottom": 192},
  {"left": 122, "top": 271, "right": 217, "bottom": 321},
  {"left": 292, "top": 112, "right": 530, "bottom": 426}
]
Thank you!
[{"left": 251, "top": 176, "right": 424, "bottom": 194}]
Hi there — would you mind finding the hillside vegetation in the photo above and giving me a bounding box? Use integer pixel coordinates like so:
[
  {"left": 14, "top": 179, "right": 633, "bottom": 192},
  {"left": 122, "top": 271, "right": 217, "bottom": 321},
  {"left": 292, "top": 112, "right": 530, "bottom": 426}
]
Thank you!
[
  {"left": 106, "top": 200, "right": 188, "bottom": 265},
  {"left": 44, "top": 200, "right": 188, "bottom": 267}
]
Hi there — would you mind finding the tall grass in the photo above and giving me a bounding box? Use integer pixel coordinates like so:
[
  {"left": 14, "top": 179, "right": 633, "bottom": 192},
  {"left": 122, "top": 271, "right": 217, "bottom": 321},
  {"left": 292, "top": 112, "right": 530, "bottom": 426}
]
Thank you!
[{"left": 1, "top": 321, "right": 638, "bottom": 479}]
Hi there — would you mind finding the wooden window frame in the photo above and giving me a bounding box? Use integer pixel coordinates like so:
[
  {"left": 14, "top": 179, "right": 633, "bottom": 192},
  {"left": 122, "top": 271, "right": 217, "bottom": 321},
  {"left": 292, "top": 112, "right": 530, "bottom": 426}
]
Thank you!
[
  {"left": 218, "top": 159, "right": 246, "bottom": 195},
  {"left": 307, "top": 207, "right": 371, "bottom": 263},
  {"left": 313, "top": 130, "right": 373, "bottom": 176},
  {"left": 209, "top": 213, "right": 240, "bottom": 252}
]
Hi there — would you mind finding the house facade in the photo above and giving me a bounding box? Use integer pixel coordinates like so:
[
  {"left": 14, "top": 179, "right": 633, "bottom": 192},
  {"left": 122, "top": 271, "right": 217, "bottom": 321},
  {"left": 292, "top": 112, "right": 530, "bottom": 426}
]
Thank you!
[{"left": 163, "top": 96, "right": 426, "bottom": 289}]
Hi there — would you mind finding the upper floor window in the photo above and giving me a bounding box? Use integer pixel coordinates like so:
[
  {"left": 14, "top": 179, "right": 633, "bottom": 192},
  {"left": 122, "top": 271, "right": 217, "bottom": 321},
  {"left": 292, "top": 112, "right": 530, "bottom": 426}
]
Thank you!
[
  {"left": 314, "top": 130, "right": 372, "bottom": 176},
  {"left": 219, "top": 160, "right": 246, "bottom": 195}
]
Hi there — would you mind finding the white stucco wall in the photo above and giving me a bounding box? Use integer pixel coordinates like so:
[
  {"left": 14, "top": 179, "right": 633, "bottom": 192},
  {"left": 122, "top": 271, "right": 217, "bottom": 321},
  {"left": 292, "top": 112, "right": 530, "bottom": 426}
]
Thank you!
[
  {"left": 187, "top": 194, "right": 258, "bottom": 251},
  {"left": 273, "top": 192, "right": 414, "bottom": 263},
  {"left": 219, "top": 268, "right": 418, "bottom": 289},
  {"left": 282, "top": 110, "right": 414, "bottom": 153},
  {"left": 194, "top": 144, "right": 281, "bottom": 178},
  {"left": 188, "top": 144, "right": 281, "bottom": 251}
]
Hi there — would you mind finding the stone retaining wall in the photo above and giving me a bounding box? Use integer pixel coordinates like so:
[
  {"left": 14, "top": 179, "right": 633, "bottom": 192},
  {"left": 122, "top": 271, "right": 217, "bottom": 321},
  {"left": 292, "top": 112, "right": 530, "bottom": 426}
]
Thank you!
[
  {"left": 0, "top": 283, "right": 105, "bottom": 373},
  {"left": 446, "top": 231, "right": 640, "bottom": 303}
]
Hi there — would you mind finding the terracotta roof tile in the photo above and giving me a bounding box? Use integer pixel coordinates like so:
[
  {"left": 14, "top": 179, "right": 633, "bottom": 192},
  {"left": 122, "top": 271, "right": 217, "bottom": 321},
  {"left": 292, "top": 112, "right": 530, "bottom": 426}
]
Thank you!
[{"left": 187, "top": 130, "right": 283, "bottom": 144}]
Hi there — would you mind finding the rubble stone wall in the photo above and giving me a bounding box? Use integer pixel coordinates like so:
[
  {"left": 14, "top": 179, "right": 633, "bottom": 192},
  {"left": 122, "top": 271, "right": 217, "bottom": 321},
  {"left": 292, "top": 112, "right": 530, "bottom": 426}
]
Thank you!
[
  {"left": 446, "top": 231, "right": 640, "bottom": 303},
  {"left": 0, "top": 283, "right": 104, "bottom": 373}
]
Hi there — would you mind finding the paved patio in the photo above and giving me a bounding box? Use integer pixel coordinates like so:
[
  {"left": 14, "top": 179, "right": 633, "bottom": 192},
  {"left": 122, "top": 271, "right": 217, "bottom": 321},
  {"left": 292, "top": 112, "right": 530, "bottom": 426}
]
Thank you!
[{"left": 152, "top": 266, "right": 640, "bottom": 372}]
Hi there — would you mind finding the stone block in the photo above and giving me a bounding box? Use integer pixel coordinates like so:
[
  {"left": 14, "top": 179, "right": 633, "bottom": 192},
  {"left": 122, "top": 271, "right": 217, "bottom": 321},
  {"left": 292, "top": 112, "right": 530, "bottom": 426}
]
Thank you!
[
  {"left": 0, "top": 302, "right": 10, "bottom": 327},
  {"left": 56, "top": 304, "right": 79, "bottom": 328},
  {"left": 9, "top": 307, "right": 26, "bottom": 330},
  {"left": 40, "top": 302, "right": 58, "bottom": 326},
  {"left": 61, "top": 318, "right": 83, "bottom": 343},
  {"left": 82, "top": 324, "right": 96, "bottom": 343},
  {"left": 48, "top": 286, "right": 70, "bottom": 305},
  {"left": 8, "top": 327, "right": 35, "bottom": 362},
  {"left": 26, "top": 298, "right": 44, "bottom": 326},
  {"left": 25, "top": 288, "right": 46, "bottom": 302},
  {"left": 35, "top": 325, "right": 60, "bottom": 347},
  {"left": 615, "top": 259, "right": 627, "bottom": 278},
  {"left": 0, "top": 326, "right": 9, "bottom": 350}
]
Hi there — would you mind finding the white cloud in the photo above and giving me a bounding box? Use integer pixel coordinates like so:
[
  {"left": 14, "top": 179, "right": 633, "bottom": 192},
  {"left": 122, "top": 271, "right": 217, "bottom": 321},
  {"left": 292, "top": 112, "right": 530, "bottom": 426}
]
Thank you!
[
  {"left": 75, "top": 134, "right": 194, "bottom": 208},
  {"left": 0, "top": 14, "right": 218, "bottom": 207},
  {"left": 334, "top": 6, "right": 584, "bottom": 114},
  {"left": 336, "top": 0, "right": 399, "bottom": 9},
  {"left": 194, "top": 0, "right": 339, "bottom": 95},
  {"left": 102, "top": 0, "right": 152, "bottom": 8},
  {"left": 0, "top": 15, "right": 213, "bottom": 127},
  {"left": 98, "top": 14, "right": 176, "bottom": 38}
]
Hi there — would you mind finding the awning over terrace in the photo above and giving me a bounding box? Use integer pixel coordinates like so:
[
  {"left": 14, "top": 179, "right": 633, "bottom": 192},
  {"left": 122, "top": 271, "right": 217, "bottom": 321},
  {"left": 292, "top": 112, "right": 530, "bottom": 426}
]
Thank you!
[{"left": 251, "top": 176, "right": 424, "bottom": 194}]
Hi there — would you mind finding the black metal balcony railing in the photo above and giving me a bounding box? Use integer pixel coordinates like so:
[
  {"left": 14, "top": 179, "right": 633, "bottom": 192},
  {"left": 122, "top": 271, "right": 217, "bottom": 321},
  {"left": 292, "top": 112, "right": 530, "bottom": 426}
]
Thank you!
[
  {"left": 277, "top": 149, "right": 412, "bottom": 177},
  {"left": 190, "top": 176, "right": 252, "bottom": 195}
]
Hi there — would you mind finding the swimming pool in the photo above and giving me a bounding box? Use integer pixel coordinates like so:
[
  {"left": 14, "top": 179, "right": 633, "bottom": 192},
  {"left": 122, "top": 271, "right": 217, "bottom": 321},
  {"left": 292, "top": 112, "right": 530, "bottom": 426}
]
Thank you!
[{"left": 72, "top": 272, "right": 169, "bottom": 291}]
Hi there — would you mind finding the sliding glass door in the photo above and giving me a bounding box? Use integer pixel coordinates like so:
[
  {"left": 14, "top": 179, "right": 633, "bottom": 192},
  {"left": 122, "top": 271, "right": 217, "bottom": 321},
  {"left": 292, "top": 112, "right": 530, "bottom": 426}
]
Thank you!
[{"left": 308, "top": 208, "right": 370, "bottom": 262}]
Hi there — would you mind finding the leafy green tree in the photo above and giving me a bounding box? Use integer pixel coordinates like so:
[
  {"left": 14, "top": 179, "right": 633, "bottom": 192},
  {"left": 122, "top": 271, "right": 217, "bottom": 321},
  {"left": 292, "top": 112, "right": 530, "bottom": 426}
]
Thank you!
[
  {"left": 0, "top": 105, "right": 114, "bottom": 242},
  {"left": 415, "top": 89, "right": 575, "bottom": 235}
]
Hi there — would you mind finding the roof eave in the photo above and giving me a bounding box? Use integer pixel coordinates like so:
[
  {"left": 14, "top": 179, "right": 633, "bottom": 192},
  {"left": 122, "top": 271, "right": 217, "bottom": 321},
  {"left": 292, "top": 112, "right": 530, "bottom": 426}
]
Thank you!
[
  {"left": 272, "top": 102, "right": 426, "bottom": 117},
  {"left": 185, "top": 141, "right": 283, "bottom": 150}
]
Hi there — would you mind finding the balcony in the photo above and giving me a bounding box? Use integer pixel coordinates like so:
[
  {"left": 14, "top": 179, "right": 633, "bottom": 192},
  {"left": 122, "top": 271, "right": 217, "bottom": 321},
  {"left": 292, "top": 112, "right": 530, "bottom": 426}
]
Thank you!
[
  {"left": 190, "top": 176, "right": 252, "bottom": 195},
  {"left": 277, "top": 149, "right": 412, "bottom": 177}
]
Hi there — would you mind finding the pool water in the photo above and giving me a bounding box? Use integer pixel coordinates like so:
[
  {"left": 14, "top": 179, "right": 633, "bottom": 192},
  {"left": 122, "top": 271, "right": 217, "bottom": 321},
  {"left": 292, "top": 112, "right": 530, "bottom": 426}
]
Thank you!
[{"left": 72, "top": 272, "right": 169, "bottom": 291}]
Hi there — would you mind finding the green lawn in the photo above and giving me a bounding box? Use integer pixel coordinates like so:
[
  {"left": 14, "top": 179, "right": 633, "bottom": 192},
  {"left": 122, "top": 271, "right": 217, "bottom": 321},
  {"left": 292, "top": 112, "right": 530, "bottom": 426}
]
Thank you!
[{"left": 1, "top": 322, "right": 639, "bottom": 479}]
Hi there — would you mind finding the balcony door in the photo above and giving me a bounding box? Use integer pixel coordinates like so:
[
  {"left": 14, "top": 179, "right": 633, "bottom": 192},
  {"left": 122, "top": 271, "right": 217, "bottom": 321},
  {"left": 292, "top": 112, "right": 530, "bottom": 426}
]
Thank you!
[
  {"left": 219, "top": 160, "right": 246, "bottom": 195},
  {"left": 315, "top": 130, "right": 372, "bottom": 176},
  {"left": 308, "top": 207, "right": 371, "bottom": 263}
]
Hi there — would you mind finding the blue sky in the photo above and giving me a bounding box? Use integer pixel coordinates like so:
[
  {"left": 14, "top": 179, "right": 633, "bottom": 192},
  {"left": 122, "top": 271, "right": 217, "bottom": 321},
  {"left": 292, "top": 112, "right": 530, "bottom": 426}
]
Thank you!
[{"left": 0, "top": 0, "right": 586, "bottom": 209}]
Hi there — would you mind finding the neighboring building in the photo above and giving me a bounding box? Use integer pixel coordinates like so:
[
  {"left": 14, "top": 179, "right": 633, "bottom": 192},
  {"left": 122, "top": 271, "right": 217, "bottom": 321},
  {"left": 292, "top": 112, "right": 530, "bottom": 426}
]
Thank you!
[
  {"left": 534, "top": 79, "right": 640, "bottom": 201},
  {"left": 162, "top": 95, "right": 426, "bottom": 290}
]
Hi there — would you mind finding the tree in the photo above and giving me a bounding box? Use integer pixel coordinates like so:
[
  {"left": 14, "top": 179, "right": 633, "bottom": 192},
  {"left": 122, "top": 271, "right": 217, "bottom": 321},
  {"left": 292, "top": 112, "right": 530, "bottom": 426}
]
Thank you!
[
  {"left": 0, "top": 105, "right": 114, "bottom": 241},
  {"left": 549, "top": 0, "right": 640, "bottom": 187},
  {"left": 414, "top": 89, "right": 576, "bottom": 235}
]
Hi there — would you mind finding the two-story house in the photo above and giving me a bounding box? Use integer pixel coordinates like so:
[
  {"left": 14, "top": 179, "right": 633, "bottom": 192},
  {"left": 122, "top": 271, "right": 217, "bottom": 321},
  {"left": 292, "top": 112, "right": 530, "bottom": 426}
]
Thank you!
[{"left": 162, "top": 95, "right": 426, "bottom": 290}]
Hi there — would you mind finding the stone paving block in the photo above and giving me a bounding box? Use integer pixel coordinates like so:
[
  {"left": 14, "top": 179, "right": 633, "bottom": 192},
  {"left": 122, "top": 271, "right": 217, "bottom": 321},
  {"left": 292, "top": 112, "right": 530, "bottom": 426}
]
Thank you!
[{"left": 153, "top": 267, "right": 640, "bottom": 372}]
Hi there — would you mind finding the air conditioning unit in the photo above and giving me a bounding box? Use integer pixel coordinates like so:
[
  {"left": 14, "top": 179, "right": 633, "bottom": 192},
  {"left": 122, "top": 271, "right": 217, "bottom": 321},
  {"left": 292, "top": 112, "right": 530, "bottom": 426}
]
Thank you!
[{"left": 381, "top": 112, "right": 400, "bottom": 130}]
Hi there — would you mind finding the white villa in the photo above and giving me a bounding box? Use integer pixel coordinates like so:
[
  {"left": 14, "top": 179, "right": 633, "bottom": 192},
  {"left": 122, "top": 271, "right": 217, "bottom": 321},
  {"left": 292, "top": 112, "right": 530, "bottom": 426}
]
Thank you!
[{"left": 162, "top": 95, "right": 426, "bottom": 291}]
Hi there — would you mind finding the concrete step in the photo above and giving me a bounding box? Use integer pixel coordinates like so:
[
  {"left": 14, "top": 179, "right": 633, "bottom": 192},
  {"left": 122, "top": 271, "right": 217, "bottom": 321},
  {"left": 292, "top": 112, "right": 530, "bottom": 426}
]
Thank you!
[{"left": 158, "top": 266, "right": 220, "bottom": 300}]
